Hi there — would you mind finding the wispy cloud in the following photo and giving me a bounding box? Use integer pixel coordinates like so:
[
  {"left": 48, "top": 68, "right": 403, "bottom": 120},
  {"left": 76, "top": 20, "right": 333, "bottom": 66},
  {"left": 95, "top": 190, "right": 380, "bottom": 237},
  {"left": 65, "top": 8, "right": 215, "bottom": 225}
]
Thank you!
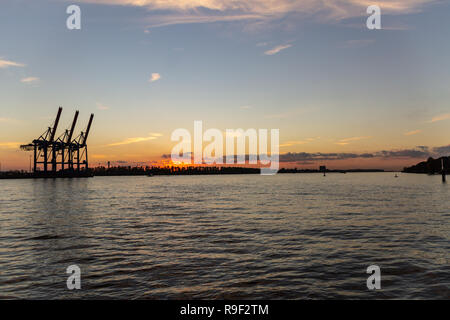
[
  {"left": 240, "top": 105, "right": 252, "bottom": 109},
  {"left": 149, "top": 73, "right": 161, "bottom": 82},
  {"left": 75, "top": 0, "right": 438, "bottom": 28},
  {"left": 404, "top": 129, "right": 421, "bottom": 136},
  {"left": 144, "top": 14, "right": 263, "bottom": 28},
  {"left": 0, "top": 118, "right": 20, "bottom": 126},
  {"left": 264, "top": 44, "right": 292, "bottom": 55},
  {"left": 280, "top": 137, "right": 320, "bottom": 147},
  {"left": 336, "top": 136, "right": 371, "bottom": 145},
  {"left": 0, "top": 142, "right": 21, "bottom": 149},
  {"left": 429, "top": 113, "right": 450, "bottom": 123},
  {"left": 108, "top": 136, "right": 157, "bottom": 147},
  {"left": 21, "top": 77, "right": 39, "bottom": 83},
  {"left": 107, "top": 133, "right": 162, "bottom": 146},
  {"left": 0, "top": 58, "right": 25, "bottom": 68},
  {"left": 96, "top": 102, "right": 110, "bottom": 110}
]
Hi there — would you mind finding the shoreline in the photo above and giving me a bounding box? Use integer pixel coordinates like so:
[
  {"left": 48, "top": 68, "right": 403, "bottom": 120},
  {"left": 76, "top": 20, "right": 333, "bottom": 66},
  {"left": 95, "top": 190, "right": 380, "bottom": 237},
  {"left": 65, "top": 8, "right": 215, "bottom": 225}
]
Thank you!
[{"left": 0, "top": 168, "right": 392, "bottom": 180}]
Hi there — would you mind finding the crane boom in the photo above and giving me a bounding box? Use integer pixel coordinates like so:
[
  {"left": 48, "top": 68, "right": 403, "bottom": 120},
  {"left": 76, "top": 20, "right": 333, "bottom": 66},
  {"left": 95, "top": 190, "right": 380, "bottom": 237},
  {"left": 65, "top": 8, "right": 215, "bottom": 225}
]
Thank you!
[
  {"left": 49, "top": 107, "right": 62, "bottom": 143},
  {"left": 67, "top": 111, "right": 79, "bottom": 143},
  {"left": 82, "top": 113, "right": 94, "bottom": 146}
]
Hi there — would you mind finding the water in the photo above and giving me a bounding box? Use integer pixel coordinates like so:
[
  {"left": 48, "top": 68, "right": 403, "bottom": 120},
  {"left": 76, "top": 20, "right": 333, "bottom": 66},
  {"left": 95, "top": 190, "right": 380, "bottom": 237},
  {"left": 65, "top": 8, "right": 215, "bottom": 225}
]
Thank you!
[{"left": 0, "top": 173, "right": 449, "bottom": 299}]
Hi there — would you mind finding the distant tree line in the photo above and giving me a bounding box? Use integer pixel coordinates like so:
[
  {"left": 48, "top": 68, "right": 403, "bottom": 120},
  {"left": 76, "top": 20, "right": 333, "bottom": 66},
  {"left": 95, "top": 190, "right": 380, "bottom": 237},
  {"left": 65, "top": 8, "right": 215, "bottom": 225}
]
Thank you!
[
  {"left": 92, "top": 166, "right": 261, "bottom": 176},
  {"left": 0, "top": 165, "right": 386, "bottom": 179},
  {"left": 92, "top": 166, "right": 384, "bottom": 176},
  {"left": 403, "top": 156, "right": 449, "bottom": 174}
]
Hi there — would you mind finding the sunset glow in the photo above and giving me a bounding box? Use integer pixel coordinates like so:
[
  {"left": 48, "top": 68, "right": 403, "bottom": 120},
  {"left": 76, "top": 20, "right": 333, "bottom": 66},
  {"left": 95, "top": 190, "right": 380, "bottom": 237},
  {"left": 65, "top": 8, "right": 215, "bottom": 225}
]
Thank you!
[{"left": 1, "top": 0, "right": 450, "bottom": 171}]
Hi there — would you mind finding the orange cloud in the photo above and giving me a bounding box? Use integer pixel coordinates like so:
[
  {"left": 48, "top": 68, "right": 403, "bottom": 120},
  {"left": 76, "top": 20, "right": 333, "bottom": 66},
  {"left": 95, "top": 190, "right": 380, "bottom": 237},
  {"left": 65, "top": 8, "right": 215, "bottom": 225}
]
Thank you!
[
  {"left": 429, "top": 113, "right": 450, "bottom": 123},
  {"left": 0, "top": 58, "right": 25, "bottom": 68},
  {"left": 108, "top": 136, "right": 156, "bottom": 146},
  {"left": 280, "top": 137, "right": 320, "bottom": 147},
  {"left": 107, "top": 133, "right": 162, "bottom": 146},
  {"left": 404, "top": 129, "right": 421, "bottom": 136},
  {"left": 336, "top": 136, "right": 371, "bottom": 145},
  {"left": 0, "top": 142, "right": 21, "bottom": 149},
  {"left": 264, "top": 44, "right": 292, "bottom": 55},
  {"left": 149, "top": 73, "right": 161, "bottom": 82},
  {"left": 21, "top": 77, "right": 39, "bottom": 83}
]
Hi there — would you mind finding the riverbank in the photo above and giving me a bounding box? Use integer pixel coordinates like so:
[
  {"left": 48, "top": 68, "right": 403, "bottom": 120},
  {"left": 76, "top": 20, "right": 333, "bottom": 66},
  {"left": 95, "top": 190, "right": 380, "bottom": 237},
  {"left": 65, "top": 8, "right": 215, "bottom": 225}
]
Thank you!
[{"left": 0, "top": 167, "right": 386, "bottom": 179}]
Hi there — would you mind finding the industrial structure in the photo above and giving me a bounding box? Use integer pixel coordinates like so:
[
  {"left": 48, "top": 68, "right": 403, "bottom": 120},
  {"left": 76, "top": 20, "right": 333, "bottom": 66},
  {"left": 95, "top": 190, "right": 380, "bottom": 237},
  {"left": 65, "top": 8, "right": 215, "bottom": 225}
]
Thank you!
[{"left": 20, "top": 107, "right": 94, "bottom": 177}]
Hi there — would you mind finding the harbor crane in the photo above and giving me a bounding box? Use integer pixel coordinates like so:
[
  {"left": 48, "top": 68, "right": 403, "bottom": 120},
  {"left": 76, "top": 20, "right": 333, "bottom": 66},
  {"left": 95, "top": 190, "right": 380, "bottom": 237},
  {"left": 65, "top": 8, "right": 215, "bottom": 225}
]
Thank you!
[{"left": 20, "top": 107, "right": 94, "bottom": 177}]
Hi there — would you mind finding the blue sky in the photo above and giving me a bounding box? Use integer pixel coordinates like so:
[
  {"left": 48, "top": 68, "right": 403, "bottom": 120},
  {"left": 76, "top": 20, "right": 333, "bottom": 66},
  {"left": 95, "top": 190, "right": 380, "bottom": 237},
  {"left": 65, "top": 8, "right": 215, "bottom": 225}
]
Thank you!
[{"left": 1, "top": 0, "right": 450, "bottom": 170}]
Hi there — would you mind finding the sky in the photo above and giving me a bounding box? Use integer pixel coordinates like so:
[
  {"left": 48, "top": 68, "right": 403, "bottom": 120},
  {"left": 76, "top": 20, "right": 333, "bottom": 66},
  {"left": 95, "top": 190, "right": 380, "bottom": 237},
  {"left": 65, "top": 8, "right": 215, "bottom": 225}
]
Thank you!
[{"left": 1, "top": 0, "right": 450, "bottom": 171}]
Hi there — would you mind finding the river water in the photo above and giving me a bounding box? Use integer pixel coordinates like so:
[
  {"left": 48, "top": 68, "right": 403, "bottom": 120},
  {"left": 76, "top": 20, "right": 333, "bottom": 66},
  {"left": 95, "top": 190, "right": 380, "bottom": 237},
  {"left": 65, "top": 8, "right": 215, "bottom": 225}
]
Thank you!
[{"left": 0, "top": 173, "right": 448, "bottom": 299}]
